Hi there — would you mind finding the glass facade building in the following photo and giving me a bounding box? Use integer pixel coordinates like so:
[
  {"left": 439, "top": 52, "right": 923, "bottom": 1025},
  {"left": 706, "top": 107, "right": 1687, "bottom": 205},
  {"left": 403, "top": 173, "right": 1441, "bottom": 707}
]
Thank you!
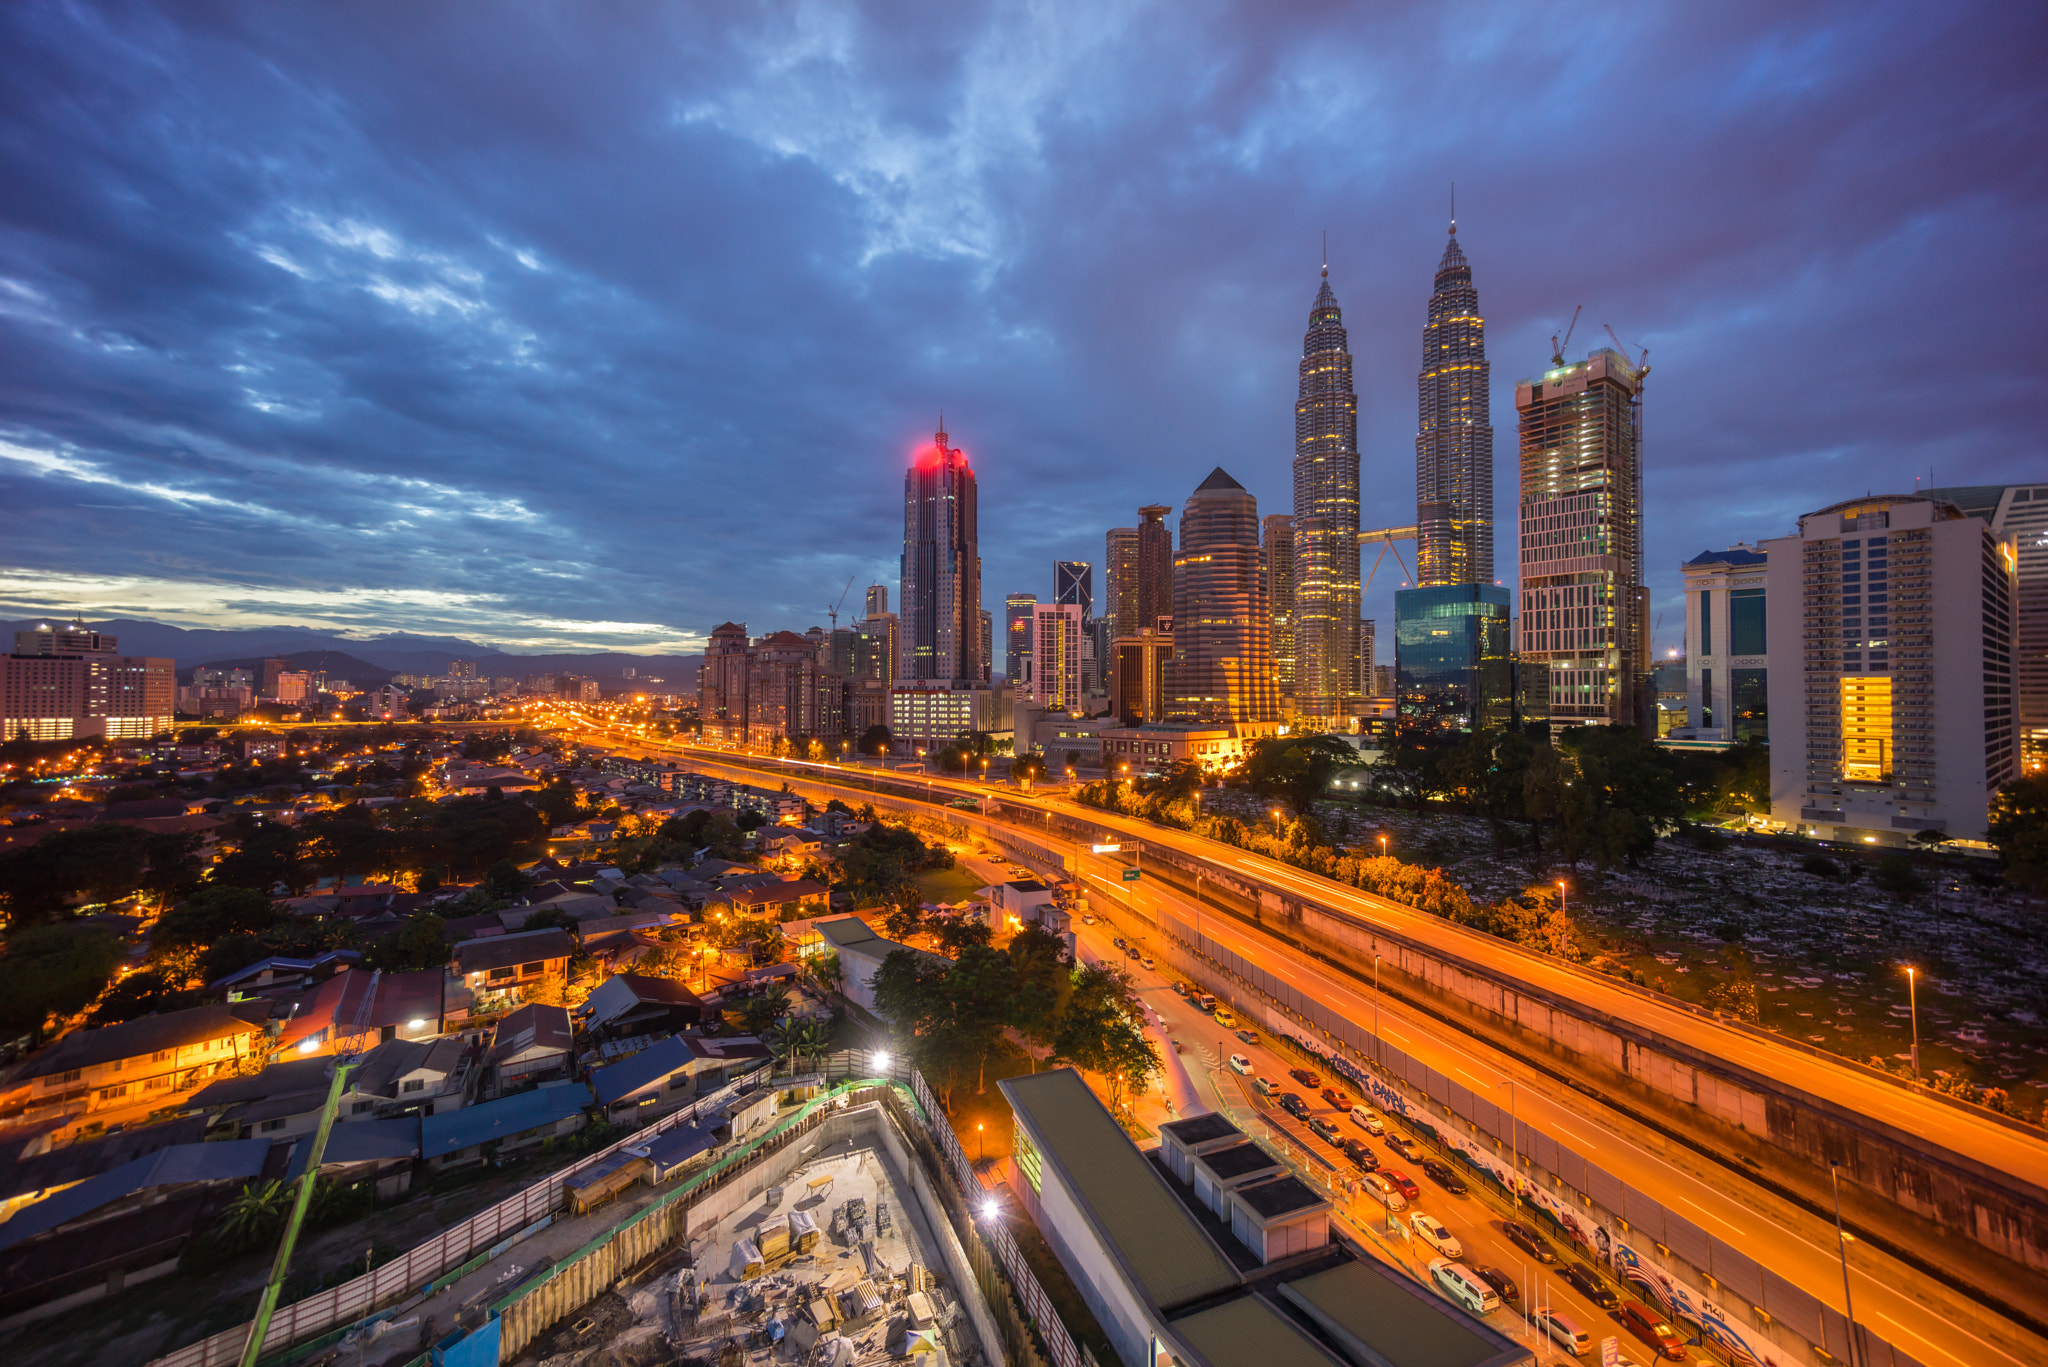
[{"left": 1394, "top": 584, "right": 1511, "bottom": 731}]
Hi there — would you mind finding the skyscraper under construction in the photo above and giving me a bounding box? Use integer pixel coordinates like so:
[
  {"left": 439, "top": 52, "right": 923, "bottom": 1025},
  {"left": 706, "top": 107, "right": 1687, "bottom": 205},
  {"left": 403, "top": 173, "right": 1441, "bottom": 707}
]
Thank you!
[
  {"left": 1515, "top": 349, "right": 1648, "bottom": 726},
  {"left": 1416, "top": 221, "right": 1493, "bottom": 587},
  {"left": 1293, "top": 260, "right": 1361, "bottom": 721}
]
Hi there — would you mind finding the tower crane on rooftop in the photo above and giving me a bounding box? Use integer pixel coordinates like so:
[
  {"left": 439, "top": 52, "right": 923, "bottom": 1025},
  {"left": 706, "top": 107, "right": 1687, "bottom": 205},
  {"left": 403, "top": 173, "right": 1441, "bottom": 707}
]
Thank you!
[
  {"left": 826, "top": 574, "right": 855, "bottom": 629},
  {"left": 1550, "top": 305, "right": 1582, "bottom": 366},
  {"left": 1603, "top": 324, "right": 1651, "bottom": 386}
]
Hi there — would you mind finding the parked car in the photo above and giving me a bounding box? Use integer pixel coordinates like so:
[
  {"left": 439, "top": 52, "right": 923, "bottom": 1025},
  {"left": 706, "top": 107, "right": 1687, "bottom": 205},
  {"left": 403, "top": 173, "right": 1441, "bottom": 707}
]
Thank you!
[
  {"left": 1173, "top": 981, "right": 1191, "bottom": 997},
  {"left": 1382, "top": 1168, "right": 1420, "bottom": 1201},
  {"left": 1082, "top": 915, "right": 1096, "bottom": 925},
  {"left": 1562, "top": 1262, "right": 1619, "bottom": 1310},
  {"left": 1213, "top": 1007, "right": 1238, "bottom": 1027},
  {"left": 1502, "top": 1220, "right": 1556, "bottom": 1263},
  {"left": 1289, "top": 1067, "right": 1321, "bottom": 1088},
  {"left": 1321, "top": 1087, "right": 1349, "bottom": 1110},
  {"left": 1255, "top": 1076, "right": 1280, "bottom": 1095},
  {"left": 1235, "top": 1028, "right": 1260, "bottom": 1045},
  {"left": 1384, "top": 1132, "right": 1423, "bottom": 1162},
  {"left": 1308, "top": 1117, "right": 1341, "bottom": 1144},
  {"left": 1534, "top": 1308, "right": 1594, "bottom": 1359},
  {"left": 1620, "top": 1304, "right": 1688, "bottom": 1360},
  {"left": 1428, "top": 1259, "right": 1497, "bottom": 1316},
  {"left": 1112, "top": 936, "right": 1127, "bottom": 950},
  {"left": 1420, "top": 1159, "right": 1469, "bottom": 1196},
  {"left": 1347, "top": 1104, "right": 1386, "bottom": 1135},
  {"left": 1125, "top": 946, "right": 1141, "bottom": 960},
  {"left": 1340, "top": 1139, "right": 1379, "bottom": 1171},
  {"left": 1358, "top": 1171, "right": 1407, "bottom": 1211},
  {"left": 1140, "top": 956, "right": 1155, "bottom": 969},
  {"left": 1279, "top": 1093, "right": 1310, "bottom": 1119},
  {"left": 1409, "top": 1213, "right": 1463, "bottom": 1258},
  {"left": 1470, "top": 1265, "right": 1519, "bottom": 1306},
  {"left": 1195, "top": 993, "right": 1217, "bottom": 1012},
  {"left": 1228, "top": 1054, "right": 1252, "bottom": 1074}
]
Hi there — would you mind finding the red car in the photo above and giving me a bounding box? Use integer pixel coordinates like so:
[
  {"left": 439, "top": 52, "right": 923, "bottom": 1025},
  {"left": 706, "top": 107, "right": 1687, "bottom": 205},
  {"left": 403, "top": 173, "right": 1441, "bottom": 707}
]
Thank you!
[
  {"left": 1289, "top": 1067, "right": 1320, "bottom": 1088},
  {"left": 1621, "top": 1303, "right": 1688, "bottom": 1361},
  {"left": 1381, "top": 1168, "right": 1420, "bottom": 1201},
  {"left": 1321, "top": 1087, "right": 1348, "bottom": 1109}
]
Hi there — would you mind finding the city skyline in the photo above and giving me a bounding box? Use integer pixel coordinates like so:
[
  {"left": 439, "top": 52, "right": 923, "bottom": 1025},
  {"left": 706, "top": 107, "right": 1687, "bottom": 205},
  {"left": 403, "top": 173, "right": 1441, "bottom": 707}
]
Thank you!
[{"left": 0, "top": 5, "right": 2040, "bottom": 658}]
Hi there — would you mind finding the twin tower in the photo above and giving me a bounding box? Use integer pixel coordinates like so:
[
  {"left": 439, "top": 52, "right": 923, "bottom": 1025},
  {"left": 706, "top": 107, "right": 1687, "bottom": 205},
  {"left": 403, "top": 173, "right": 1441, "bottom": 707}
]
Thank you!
[{"left": 1279, "top": 223, "right": 1493, "bottom": 722}]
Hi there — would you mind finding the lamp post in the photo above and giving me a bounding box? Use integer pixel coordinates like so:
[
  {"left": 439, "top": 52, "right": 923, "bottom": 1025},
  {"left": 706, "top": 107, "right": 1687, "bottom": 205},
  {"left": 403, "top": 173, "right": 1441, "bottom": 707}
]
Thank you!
[
  {"left": 1378, "top": 832, "right": 1388, "bottom": 859},
  {"left": 1904, "top": 966, "right": 1920, "bottom": 1082},
  {"left": 977, "top": 1121, "right": 985, "bottom": 1163},
  {"left": 1557, "top": 880, "right": 1567, "bottom": 918},
  {"left": 1831, "top": 1164, "right": 1863, "bottom": 1367}
]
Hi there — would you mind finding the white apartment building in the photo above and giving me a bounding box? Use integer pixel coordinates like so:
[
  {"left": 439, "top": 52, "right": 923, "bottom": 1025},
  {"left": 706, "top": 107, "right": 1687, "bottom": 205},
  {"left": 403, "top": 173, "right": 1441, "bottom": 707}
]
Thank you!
[
  {"left": 1765, "top": 494, "right": 2019, "bottom": 845},
  {"left": 887, "top": 682, "right": 1010, "bottom": 753},
  {"left": 1028, "top": 602, "right": 1085, "bottom": 711},
  {"left": 1927, "top": 483, "right": 2048, "bottom": 737},
  {"left": 1678, "top": 544, "right": 1768, "bottom": 742}
]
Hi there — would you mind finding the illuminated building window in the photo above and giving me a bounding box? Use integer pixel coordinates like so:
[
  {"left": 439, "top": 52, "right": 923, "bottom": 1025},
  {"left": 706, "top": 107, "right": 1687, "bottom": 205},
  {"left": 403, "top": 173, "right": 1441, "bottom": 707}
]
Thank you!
[
  {"left": 1015, "top": 1129, "right": 1042, "bottom": 1192},
  {"left": 1841, "top": 675, "right": 1893, "bottom": 783}
]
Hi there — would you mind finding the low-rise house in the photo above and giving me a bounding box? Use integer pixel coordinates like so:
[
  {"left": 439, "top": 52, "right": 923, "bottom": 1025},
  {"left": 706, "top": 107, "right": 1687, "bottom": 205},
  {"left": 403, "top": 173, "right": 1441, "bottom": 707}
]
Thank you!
[
  {"left": 815, "top": 916, "right": 942, "bottom": 1021},
  {"left": 724, "top": 878, "right": 831, "bottom": 920},
  {"left": 488, "top": 1004, "right": 575, "bottom": 1095},
  {"left": 275, "top": 967, "right": 445, "bottom": 1057},
  {"left": 420, "top": 1080, "right": 590, "bottom": 1170},
  {"left": 588, "top": 1035, "right": 771, "bottom": 1123},
  {"left": 0, "top": 1138, "right": 282, "bottom": 1318},
  {"left": 207, "top": 948, "right": 364, "bottom": 1000},
  {"left": 284, "top": 1116, "right": 420, "bottom": 1201},
  {"left": 0, "top": 1117, "right": 207, "bottom": 1226},
  {"left": 184, "top": 1056, "right": 334, "bottom": 1140},
  {"left": 580, "top": 974, "right": 705, "bottom": 1041},
  {"left": 343, "top": 1036, "right": 474, "bottom": 1119},
  {"left": 0, "top": 1002, "right": 272, "bottom": 1126},
  {"left": 452, "top": 928, "right": 574, "bottom": 1019}
]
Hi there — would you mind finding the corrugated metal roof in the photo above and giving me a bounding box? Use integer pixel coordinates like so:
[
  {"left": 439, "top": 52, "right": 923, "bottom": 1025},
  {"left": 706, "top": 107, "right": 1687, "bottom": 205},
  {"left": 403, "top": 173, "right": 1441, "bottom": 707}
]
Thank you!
[
  {"left": 1276, "top": 1260, "right": 1526, "bottom": 1367},
  {"left": 999, "top": 1069, "right": 1239, "bottom": 1310},
  {"left": 420, "top": 1081, "right": 590, "bottom": 1158},
  {"left": 0, "top": 1138, "right": 273, "bottom": 1251},
  {"left": 590, "top": 1036, "right": 694, "bottom": 1106},
  {"left": 1169, "top": 1295, "right": 1343, "bottom": 1367},
  {"left": 285, "top": 1117, "right": 420, "bottom": 1180}
]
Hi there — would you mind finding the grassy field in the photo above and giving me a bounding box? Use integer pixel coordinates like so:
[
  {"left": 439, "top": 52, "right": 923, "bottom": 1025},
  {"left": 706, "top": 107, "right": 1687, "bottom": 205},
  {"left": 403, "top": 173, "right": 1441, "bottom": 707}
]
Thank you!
[{"left": 915, "top": 864, "right": 988, "bottom": 905}]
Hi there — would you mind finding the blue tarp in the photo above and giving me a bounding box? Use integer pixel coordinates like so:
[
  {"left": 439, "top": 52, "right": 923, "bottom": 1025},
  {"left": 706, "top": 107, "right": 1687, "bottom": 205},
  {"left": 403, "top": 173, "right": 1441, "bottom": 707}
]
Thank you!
[{"left": 420, "top": 1081, "right": 591, "bottom": 1159}]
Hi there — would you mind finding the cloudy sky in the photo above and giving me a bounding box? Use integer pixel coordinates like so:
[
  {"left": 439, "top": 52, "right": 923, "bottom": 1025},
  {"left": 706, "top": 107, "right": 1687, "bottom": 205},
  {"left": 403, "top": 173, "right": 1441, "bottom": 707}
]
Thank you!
[{"left": 0, "top": 2, "right": 2042, "bottom": 663}]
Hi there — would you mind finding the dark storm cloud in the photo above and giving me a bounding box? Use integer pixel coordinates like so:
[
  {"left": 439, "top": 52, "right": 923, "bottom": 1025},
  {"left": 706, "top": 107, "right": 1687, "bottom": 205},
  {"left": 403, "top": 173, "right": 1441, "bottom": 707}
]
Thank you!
[{"left": 0, "top": 1, "right": 2041, "bottom": 656}]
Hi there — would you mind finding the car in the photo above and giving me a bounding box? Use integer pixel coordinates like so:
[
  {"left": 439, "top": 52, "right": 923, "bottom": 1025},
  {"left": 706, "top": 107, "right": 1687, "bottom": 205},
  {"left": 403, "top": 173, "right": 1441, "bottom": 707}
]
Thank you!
[
  {"left": 1470, "top": 1265, "right": 1519, "bottom": 1307},
  {"left": 1421, "top": 1160, "right": 1469, "bottom": 1196},
  {"left": 1409, "top": 1213, "right": 1463, "bottom": 1258},
  {"left": 1228, "top": 1054, "right": 1252, "bottom": 1074},
  {"left": 1213, "top": 1007, "right": 1238, "bottom": 1027},
  {"left": 1340, "top": 1139, "right": 1379, "bottom": 1171},
  {"left": 1288, "top": 1067, "right": 1321, "bottom": 1088},
  {"left": 1279, "top": 1093, "right": 1310, "bottom": 1119},
  {"left": 1357, "top": 1171, "right": 1407, "bottom": 1211},
  {"left": 1382, "top": 1168, "right": 1420, "bottom": 1201},
  {"left": 1534, "top": 1308, "right": 1594, "bottom": 1358},
  {"left": 1384, "top": 1133, "right": 1423, "bottom": 1162},
  {"left": 1620, "top": 1303, "right": 1688, "bottom": 1360},
  {"left": 1112, "top": 936, "right": 1128, "bottom": 949},
  {"left": 1502, "top": 1220, "right": 1557, "bottom": 1264},
  {"left": 1308, "top": 1117, "right": 1341, "bottom": 1144},
  {"left": 1194, "top": 993, "right": 1217, "bottom": 1012},
  {"left": 1082, "top": 915, "right": 1096, "bottom": 925},
  {"left": 1140, "top": 956, "right": 1155, "bottom": 969},
  {"left": 1255, "top": 1076, "right": 1280, "bottom": 1095},
  {"left": 1348, "top": 1104, "right": 1386, "bottom": 1136},
  {"left": 1124, "top": 946, "right": 1141, "bottom": 960},
  {"left": 1321, "top": 1087, "right": 1349, "bottom": 1110},
  {"left": 1235, "top": 1028, "right": 1260, "bottom": 1045},
  {"left": 1173, "top": 981, "right": 1191, "bottom": 997},
  {"left": 1561, "top": 1262, "right": 1619, "bottom": 1310}
]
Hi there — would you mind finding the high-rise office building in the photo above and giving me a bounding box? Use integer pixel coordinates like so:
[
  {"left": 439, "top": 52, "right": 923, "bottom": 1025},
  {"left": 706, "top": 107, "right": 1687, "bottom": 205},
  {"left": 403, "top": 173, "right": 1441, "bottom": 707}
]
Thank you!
[
  {"left": 1293, "top": 261, "right": 1362, "bottom": 719},
  {"left": 1262, "top": 514, "right": 1296, "bottom": 702},
  {"left": 866, "top": 584, "right": 889, "bottom": 617},
  {"left": 899, "top": 423, "right": 984, "bottom": 684},
  {"left": 1515, "top": 348, "right": 1647, "bottom": 727},
  {"left": 1005, "top": 592, "right": 1038, "bottom": 687},
  {"left": 1137, "top": 505, "right": 1173, "bottom": 633},
  {"left": 1360, "top": 619, "right": 1375, "bottom": 681},
  {"left": 1416, "top": 220, "right": 1493, "bottom": 588},
  {"left": 858, "top": 611, "right": 897, "bottom": 687},
  {"left": 1111, "top": 628, "right": 1174, "bottom": 726},
  {"left": 698, "top": 621, "right": 752, "bottom": 743},
  {"left": 1169, "top": 469, "right": 1279, "bottom": 725},
  {"left": 1680, "top": 545, "right": 1769, "bottom": 741},
  {"left": 1395, "top": 585, "right": 1511, "bottom": 731},
  {"left": 1765, "top": 494, "right": 2018, "bottom": 844},
  {"left": 260, "top": 657, "right": 292, "bottom": 701},
  {"left": 1927, "top": 484, "right": 2048, "bottom": 736},
  {"left": 1029, "top": 603, "right": 1086, "bottom": 712},
  {"left": 3, "top": 620, "right": 172, "bottom": 742},
  {"left": 978, "top": 610, "right": 993, "bottom": 686},
  {"left": 1106, "top": 527, "right": 1138, "bottom": 638},
  {"left": 1055, "top": 561, "right": 1093, "bottom": 617}
]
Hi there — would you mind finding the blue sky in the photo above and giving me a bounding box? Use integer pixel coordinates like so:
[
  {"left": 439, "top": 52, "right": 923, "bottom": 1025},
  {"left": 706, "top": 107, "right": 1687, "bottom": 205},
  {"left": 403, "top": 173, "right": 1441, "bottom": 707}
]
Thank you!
[{"left": 0, "top": 2, "right": 2041, "bottom": 663}]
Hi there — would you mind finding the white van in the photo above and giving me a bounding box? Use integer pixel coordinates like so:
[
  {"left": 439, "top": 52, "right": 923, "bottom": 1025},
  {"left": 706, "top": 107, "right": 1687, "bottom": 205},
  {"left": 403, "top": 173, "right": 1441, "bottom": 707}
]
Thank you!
[
  {"left": 1428, "top": 1259, "right": 1499, "bottom": 1316},
  {"left": 1532, "top": 1308, "right": 1592, "bottom": 1357},
  {"left": 1348, "top": 1104, "right": 1386, "bottom": 1136}
]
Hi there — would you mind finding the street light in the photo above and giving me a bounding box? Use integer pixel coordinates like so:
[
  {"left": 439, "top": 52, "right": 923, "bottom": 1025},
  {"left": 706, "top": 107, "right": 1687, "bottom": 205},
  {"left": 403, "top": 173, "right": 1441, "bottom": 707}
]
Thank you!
[
  {"left": 1903, "top": 966, "right": 1920, "bottom": 1082},
  {"left": 976, "top": 1121, "right": 985, "bottom": 1162},
  {"left": 1557, "top": 880, "right": 1567, "bottom": 918},
  {"left": 1378, "top": 833, "right": 1388, "bottom": 859}
]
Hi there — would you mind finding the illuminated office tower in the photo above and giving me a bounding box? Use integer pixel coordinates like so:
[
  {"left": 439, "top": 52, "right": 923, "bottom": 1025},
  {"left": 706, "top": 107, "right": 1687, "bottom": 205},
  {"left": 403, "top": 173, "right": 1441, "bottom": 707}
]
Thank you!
[
  {"left": 1765, "top": 494, "right": 2018, "bottom": 844},
  {"left": 865, "top": 584, "right": 888, "bottom": 617},
  {"left": 1926, "top": 483, "right": 2048, "bottom": 736},
  {"left": 1416, "top": 219, "right": 1493, "bottom": 587},
  {"left": 1293, "top": 260, "right": 1361, "bottom": 719},
  {"left": 1169, "top": 469, "right": 1278, "bottom": 725},
  {"left": 1262, "top": 514, "right": 1296, "bottom": 702},
  {"left": 898, "top": 422, "right": 984, "bottom": 684},
  {"left": 1106, "top": 527, "right": 1138, "bottom": 638},
  {"left": 1514, "top": 348, "right": 1647, "bottom": 726},
  {"left": 1029, "top": 603, "right": 1085, "bottom": 711},
  {"left": 1005, "top": 592, "right": 1038, "bottom": 687}
]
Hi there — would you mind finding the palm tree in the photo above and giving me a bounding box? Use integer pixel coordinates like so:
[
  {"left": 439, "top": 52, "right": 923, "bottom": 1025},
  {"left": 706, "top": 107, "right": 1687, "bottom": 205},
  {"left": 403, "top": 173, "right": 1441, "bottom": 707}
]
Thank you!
[
  {"left": 766, "top": 1017, "right": 829, "bottom": 1074},
  {"left": 214, "top": 1178, "right": 292, "bottom": 1252},
  {"left": 732, "top": 988, "right": 788, "bottom": 1038}
]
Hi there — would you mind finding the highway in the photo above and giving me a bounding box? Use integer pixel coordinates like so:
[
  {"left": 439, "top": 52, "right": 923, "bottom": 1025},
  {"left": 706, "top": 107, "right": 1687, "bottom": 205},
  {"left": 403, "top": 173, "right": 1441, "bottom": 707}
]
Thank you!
[{"left": 536, "top": 715, "right": 2048, "bottom": 1367}]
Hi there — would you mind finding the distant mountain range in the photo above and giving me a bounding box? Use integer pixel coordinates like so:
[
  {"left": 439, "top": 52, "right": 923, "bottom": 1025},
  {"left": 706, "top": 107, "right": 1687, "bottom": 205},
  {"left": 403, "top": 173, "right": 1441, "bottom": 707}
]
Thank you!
[{"left": 2, "top": 617, "right": 701, "bottom": 690}]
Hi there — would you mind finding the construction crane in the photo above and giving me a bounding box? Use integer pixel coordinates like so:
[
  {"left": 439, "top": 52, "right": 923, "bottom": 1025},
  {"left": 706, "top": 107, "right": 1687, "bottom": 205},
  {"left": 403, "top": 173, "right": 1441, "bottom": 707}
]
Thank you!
[
  {"left": 825, "top": 575, "right": 855, "bottom": 629},
  {"left": 1603, "top": 324, "right": 1651, "bottom": 385},
  {"left": 238, "top": 1056, "right": 358, "bottom": 1367},
  {"left": 1550, "top": 305, "right": 1582, "bottom": 366}
]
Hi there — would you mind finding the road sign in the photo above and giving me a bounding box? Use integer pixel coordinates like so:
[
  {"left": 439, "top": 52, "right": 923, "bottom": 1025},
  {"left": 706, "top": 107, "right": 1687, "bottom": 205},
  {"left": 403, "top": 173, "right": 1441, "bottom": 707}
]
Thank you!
[
  {"left": 1091, "top": 843, "right": 1122, "bottom": 853},
  {"left": 1122, "top": 868, "right": 1142, "bottom": 882},
  {"left": 1600, "top": 1336, "right": 1619, "bottom": 1367}
]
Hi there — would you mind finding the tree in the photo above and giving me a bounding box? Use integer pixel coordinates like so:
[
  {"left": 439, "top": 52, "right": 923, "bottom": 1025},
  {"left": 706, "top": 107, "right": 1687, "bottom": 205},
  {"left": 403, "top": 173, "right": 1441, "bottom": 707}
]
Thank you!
[
  {"left": 882, "top": 901, "right": 926, "bottom": 942},
  {"left": 211, "top": 818, "right": 310, "bottom": 896},
  {"left": 1874, "top": 853, "right": 1928, "bottom": 898},
  {"left": 0, "top": 924, "right": 124, "bottom": 1039},
  {"left": 483, "top": 858, "right": 531, "bottom": 900},
  {"left": 732, "top": 988, "right": 789, "bottom": 1037},
  {"left": 946, "top": 944, "right": 1019, "bottom": 1092},
  {"left": 367, "top": 914, "right": 450, "bottom": 972},
  {"left": 1054, "top": 963, "right": 1158, "bottom": 1114},
  {"left": 210, "top": 1179, "right": 292, "bottom": 1254},
  {"left": 1989, "top": 775, "right": 2048, "bottom": 890},
  {"left": 153, "top": 885, "right": 283, "bottom": 953},
  {"left": 0, "top": 823, "right": 155, "bottom": 925},
  {"left": 1012, "top": 752, "right": 1047, "bottom": 782},
  {"left": 869, "top": 949, "right": 963, "bottom": 1093},
  {"left": 931, "top": 915, "right": 993, "bottom": 956},
  {"left": 1557, "top": 726, "right": 1683, "bottom": 867},
  {"left": 91, "top": 967, "right": 201, "bottom": 1024},
  {"left": 1005, "top": 925, "right": 1072, "bottom": 1066},
  {"left": 138, "top": 831, "right": 206, "bottom": 912},
  {"left": 859, "top": 724, "right": 893, "bottom": 757},
  {"left": 766, "top": 1016, "right": 829, "bottom": 1072}
]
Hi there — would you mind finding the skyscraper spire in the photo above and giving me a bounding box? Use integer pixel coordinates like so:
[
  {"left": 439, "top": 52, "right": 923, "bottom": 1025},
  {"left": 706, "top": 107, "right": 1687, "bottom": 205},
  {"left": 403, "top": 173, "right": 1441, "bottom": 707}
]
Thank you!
[
  {"left": 1293, "top": 259, "right": 1362, "bottom": 721},
  {"left": 1321, "top": 230, "right": 1328, "bottom": 279},
  {"left": 1415, "top": 213, "right": 1492, "bottom": 588}
]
